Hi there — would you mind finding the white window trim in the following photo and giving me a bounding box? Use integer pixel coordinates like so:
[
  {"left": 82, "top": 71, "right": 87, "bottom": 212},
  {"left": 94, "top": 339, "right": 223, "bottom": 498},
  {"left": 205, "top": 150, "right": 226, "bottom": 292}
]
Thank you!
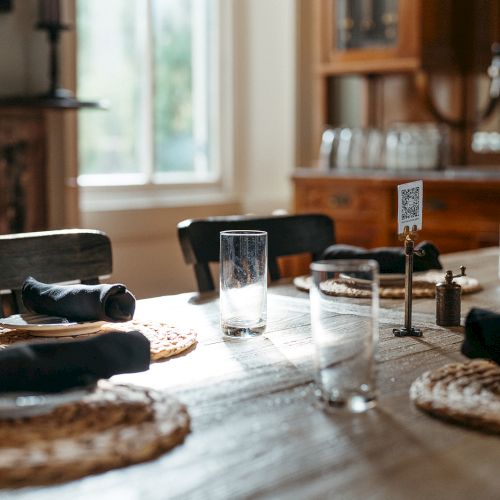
[{"left": 78, "top": 0, "right": 236, "bottom": 213}]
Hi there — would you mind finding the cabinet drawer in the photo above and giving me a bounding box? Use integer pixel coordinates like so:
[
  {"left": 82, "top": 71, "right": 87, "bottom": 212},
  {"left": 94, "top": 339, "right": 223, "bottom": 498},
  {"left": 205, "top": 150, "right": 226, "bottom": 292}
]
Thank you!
[
  {"left": 299, "top": 185, "right": 386, "bottom": 219},
  {"left": 424, "top": 190, "right": 500, "bottom": 222}
]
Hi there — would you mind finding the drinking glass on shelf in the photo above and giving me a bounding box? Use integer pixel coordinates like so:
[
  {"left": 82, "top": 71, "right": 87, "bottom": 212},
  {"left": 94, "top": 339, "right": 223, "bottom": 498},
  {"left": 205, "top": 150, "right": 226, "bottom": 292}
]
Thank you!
[
  {"left": 220, "top": 230, "right": 267, "bottom": 339},
  {"left": 319, "top": 127, "right": 339, "bottom": 170},
  {"left": 348, "top": 128, "right": 366, "bottom": 169},
  {"left": 331, "top": 127, "right": 385, "bottom": 170},
  {"left": 385, "top": 122, "right": 448, "bottom": 170},
  {"left": 385, "top": 126, "right": 400, "bottom": 169},
  {"left": 421, "top": 123, "right": 449, "bottom": 169},
  {"left": 310, "top": 260, "right": 379, "bottom": 412},
  {"left": 365, "top": 128, "right": 385, "bottom": 169},
  {"left": 335, "top": 127, "right": 353, "bottom": 170}
]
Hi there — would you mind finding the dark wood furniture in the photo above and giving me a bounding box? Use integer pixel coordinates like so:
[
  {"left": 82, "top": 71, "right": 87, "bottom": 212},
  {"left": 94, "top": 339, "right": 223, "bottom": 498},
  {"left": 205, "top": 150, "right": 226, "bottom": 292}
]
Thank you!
[
  {"left": 294, "top": 169, "right": 500, "bottom": 253},
  {"left": 12, "top": 247, "right": 500, "bottom": 498},
  {"left": 306, "top": 0, "right": 500, "bottom": 166},
  {"left": 177, "top": 214, "right": 335, "bottom": 292},
  {"left": 0, "top": 229, "right": 112, "bottom": 316},
  {"left": 0, "top": 109, "right": 48, "bottom": 234},
  {"left": 318, "top": 0, "right": 496, "bottom": 75}
]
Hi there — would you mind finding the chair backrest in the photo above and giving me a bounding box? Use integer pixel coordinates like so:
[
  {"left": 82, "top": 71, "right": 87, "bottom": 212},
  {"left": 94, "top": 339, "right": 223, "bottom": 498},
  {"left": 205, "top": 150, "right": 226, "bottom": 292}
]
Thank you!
[
  {"left": 177, "top": 214, "right": 335, "bottom": 292},
  {"left": 0, "top": 229, "right": 112, "bottom": 316}
]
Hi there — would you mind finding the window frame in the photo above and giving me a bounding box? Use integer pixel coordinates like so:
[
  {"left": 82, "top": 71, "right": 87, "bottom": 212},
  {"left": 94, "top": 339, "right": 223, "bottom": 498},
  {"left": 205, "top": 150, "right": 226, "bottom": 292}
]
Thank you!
[{"left": 77, "top": 0, "right": 235, "bottom": 212}]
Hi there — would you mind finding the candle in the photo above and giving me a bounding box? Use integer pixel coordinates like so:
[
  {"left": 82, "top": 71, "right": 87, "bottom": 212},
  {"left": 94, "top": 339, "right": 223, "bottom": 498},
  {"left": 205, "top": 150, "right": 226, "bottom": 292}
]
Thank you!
[{"left": 38, "top": 0, "right": 61, "bottom": 25}]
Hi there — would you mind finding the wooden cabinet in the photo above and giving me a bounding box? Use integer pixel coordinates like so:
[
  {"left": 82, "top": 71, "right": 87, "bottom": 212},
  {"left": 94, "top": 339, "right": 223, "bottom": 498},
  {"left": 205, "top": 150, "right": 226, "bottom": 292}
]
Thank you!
[
  {"left": 305, "top": 0, "right": 500, "bottom": 167},
  {"left": 293, "top": 169, "right": 500, "bottom": 254},
  {"left": 319, "top": 0, "right": 418, "bottom": 75},
  {"left": 317, "top": 0, "right": 497, "bottom": 76}
]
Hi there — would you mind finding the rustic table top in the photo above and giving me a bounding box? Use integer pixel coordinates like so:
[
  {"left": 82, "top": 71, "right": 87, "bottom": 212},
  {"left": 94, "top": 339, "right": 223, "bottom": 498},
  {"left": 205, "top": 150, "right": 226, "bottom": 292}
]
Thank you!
[{"left": 8, "top": 247, "right": 500, "bottom": 500}]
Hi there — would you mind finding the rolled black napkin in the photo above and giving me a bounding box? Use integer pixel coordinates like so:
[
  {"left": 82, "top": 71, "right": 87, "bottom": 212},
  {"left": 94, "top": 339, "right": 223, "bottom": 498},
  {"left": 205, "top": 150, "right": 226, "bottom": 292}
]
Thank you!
[
  {"left": 320, "top": 241, "right": 442, "bottom": 274},
  {"left": 22, "top": 276, "right": 136, "bottom": 323},
  {"left": 461, "top": 308, "right": 500, "bottom": 365},
  {"left": 0, "top": 331, "right": 150, "bottom": 393}
]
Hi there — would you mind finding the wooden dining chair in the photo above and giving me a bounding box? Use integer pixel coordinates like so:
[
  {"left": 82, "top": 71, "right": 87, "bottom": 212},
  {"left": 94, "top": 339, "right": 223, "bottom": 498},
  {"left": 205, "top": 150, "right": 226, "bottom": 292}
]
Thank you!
[
  {"left": 177, "top": 214, "right": 335, "bottom": 292},
  {"left": 0, "top": 229, "right": 112, "bottom": 316}
]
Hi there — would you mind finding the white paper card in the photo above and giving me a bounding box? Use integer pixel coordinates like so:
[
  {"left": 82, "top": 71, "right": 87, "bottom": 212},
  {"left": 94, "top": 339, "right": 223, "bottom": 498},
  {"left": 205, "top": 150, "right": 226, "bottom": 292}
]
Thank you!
[{"left": 397, "top": 180, "right": 423, "bottom": 234}]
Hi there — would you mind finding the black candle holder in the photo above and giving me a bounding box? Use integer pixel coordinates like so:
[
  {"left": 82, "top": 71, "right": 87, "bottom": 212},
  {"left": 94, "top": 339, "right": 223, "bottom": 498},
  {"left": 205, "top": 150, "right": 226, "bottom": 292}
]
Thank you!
[
  {"left": 0, "top": 5, "right": 105, "bottom": 110},
  {"left": 36, "top": 19, "right": 71, "bottom": 101},
  {"left": 31, "top": 18, "right": 105, "bottom": 109}
]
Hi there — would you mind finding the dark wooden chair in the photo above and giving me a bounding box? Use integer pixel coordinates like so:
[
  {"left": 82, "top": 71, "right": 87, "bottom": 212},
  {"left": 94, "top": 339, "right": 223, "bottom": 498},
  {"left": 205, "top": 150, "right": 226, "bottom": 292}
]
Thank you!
[
  {"left": 0, "top": 229, "right": 112, "bottom": 316},
  {"left": 177, "top": 214, "right": 335, "bottom": 292}
]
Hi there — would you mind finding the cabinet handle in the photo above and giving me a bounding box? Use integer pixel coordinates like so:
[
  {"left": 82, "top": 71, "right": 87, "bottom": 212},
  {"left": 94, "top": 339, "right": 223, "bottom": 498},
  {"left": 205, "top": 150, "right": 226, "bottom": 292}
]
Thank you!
[
  {"left": 425, "top": 198, "right": 447, "bottom": 211},
  {"left": 330, "top": 193, "right": 351, "bottom": 208}
]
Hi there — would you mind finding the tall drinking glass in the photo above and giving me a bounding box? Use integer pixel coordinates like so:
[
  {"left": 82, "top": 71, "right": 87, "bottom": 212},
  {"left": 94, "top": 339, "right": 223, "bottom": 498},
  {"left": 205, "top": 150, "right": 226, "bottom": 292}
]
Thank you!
[
  {"left": 310, "top": 260, "right": 379, "bottom": 412},
  {"left": 220, "top": 230, "right": 267, "bottom": 338}
]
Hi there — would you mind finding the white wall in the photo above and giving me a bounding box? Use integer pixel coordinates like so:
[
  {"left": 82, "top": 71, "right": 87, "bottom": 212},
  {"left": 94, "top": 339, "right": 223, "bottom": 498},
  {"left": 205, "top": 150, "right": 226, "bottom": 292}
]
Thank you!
[
  {"left": 233, "top": 0, "right": 296, "bottom": 214},
  {"left": 0, "top": 0, "right": 298, "bottom": 299}
]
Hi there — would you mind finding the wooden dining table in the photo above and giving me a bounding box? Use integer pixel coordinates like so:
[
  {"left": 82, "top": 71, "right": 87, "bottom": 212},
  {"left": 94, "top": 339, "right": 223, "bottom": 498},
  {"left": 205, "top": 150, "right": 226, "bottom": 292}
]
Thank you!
[{"left": 8, "top": 247, "right": 500, "bottom": 500}]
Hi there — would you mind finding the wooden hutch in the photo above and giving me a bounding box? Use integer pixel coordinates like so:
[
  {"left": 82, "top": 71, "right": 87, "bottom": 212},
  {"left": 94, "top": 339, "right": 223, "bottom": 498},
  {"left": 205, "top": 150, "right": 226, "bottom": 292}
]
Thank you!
[{"left": 294, "top": 0, "right": 500, "bottom": 253}]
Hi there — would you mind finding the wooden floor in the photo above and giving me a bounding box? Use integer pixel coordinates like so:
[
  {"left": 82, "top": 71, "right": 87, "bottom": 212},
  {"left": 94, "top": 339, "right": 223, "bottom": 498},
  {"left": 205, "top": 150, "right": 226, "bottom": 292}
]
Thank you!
[{"left": 7, "top": 247, "right": 500, "bottom": 500}]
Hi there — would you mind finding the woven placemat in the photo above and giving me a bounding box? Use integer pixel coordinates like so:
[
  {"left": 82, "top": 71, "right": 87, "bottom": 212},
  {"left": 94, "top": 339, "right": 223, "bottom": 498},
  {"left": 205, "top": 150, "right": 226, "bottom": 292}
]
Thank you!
[
  {"left": 0, "top": 381, "right": 190, "bottom": 488},
  {"left": 0, "top": 320, "right": 198, "bottom": 362},
  {"left": 100, "top": 320, "right": 198, "bottom": 361},
  {"left": 410, "top": 360, "right": 500, "bottom": 434},
  {"left": 293, "top": 272, "right": 481, "bottom": 299}
]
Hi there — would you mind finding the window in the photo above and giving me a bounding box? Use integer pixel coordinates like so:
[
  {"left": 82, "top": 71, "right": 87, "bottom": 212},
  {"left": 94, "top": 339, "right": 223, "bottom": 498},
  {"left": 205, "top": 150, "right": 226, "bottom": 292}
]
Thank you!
[{"left": 77, "top": 0, "right": 222, "bottom": 188}]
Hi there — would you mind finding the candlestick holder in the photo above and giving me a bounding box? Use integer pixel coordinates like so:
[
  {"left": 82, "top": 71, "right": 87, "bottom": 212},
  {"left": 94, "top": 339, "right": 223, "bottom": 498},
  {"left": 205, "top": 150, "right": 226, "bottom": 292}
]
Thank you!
[
  {"left": 0, "top": 2, "right": 104, "bottom": 109},
  {"left": 393, "top": 224, "right": 424, "bottom": 337},
  {"left": 36, "top": 18, "right": 71, "bottom": 101},
  {"left": 0, "top": 2, "right": 105, "bottom": 110}
]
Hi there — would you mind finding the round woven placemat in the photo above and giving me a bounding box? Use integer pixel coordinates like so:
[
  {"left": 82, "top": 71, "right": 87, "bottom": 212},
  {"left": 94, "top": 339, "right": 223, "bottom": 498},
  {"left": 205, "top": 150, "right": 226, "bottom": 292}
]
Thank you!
[
  {"left": 0, "top": 381, "right": 190, "bottom": 488},
  {"left": 0, "top": 320, "right": 198, "bottom": 362},
  {"left": 293, "top": 272, "right": 481, "bottom": 299},
  {"left": 100, "top": 320, "right": 198, "bottom": 361},
  {"left": 410, "top": 360, "right": 500, "bottom": 434}
]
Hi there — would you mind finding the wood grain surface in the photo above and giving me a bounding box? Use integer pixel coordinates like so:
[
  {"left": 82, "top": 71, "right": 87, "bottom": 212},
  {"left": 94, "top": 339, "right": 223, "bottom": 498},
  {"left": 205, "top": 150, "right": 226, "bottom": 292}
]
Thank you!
[{"left": 5, "top": 247, "right": 500, "bottom": 500}]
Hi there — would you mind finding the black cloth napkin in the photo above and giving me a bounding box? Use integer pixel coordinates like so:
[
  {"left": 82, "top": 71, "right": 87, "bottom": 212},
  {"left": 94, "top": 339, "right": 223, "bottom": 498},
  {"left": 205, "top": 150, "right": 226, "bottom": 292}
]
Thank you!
[
  {"left": 320, "top": 241, "right": 442, "bottom": 274},
  {"left": 0, "top": 331, "right": 150, "bottom": 393},
  {"left": 462, "top": 308, "right": 500, "bottom": 365},
  {"left": 22, "top": 276, "right": 136, "bottom": 323}
]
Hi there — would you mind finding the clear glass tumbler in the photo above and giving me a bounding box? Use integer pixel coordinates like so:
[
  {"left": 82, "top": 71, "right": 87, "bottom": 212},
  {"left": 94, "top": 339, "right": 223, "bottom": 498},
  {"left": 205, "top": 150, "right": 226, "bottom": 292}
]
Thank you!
[
  {"left": 220, "top": 230, "right": 267, "bottom": 338},
  {"left": 310, "top": 260, "right": 379, "bottom": 412}
]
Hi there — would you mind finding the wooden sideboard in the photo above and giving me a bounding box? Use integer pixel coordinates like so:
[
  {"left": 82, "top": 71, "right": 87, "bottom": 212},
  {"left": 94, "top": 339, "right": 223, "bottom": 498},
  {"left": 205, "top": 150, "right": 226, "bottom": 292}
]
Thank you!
[{"left": 293, "top": 168, "right": 500, "bottom": 254}]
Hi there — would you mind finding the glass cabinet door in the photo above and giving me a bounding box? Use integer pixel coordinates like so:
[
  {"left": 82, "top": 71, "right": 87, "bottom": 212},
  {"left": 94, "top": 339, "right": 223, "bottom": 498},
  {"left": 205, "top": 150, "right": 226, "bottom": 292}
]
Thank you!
[
  {"left": 336, "top": 0, "right": 398, "bottom": 50},
  {"left": 320, "top": 0, "right": 419, "bottom": 74}
]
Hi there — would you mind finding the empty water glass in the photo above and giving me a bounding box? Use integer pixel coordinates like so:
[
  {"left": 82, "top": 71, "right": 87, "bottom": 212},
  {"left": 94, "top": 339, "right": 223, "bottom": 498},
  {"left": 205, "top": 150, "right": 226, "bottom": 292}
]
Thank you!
[
  {"left": 310, "top": 260, "right": 379, "bottom": 412},
  {"left": 319, "top": 128, "right": 339, "bottom": 170},
  {"left": 348, "top": 128, "right": 366, "bottom": 169},
  {"left": 336, "top": 127, "right": 353, "bottom": 170},
  {"left": 220, "top": 230, "right": 267, "bottom": 339},
  {"left": 365, "top": 128, "right": 385, "bottom": 169},
  {"left": 385, "top": 123, "right": 448, "bottom": 170}
]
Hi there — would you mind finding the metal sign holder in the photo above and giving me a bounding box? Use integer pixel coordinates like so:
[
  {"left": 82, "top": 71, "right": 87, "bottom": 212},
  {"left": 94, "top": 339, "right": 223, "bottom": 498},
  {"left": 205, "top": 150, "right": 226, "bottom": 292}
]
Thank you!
[{"left": 393, "top": 225, "right": 424, "bottom": 337}]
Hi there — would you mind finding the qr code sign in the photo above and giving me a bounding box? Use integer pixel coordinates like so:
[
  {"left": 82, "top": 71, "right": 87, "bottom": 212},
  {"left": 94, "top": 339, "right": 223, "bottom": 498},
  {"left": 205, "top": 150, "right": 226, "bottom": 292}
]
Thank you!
[
  {"left": 397, "top": 180, "right": 423, "bottom": 234},
  {"left": 401, "top": 187, "right": 420, "bottom": 220}
]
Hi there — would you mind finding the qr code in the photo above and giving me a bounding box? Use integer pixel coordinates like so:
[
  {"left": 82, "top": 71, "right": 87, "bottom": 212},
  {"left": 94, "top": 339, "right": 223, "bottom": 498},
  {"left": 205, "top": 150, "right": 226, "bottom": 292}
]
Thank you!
[{"left": 401, "top": 186, "right": 420, "bottom": 222}]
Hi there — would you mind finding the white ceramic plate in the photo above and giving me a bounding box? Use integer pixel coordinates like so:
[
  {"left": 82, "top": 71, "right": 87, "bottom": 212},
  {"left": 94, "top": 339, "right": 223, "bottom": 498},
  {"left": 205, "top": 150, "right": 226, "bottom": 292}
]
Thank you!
[
  {"left": 0, "top": 385, "right": 94, "bottom": 419},
  {"left": 0, "top": 314, "right": 104, "bottom": 337}
]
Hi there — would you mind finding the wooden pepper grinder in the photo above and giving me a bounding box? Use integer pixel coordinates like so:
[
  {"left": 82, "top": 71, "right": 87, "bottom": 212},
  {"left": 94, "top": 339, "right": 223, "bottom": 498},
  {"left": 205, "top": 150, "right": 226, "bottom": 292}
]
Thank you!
[{"left": 436, "top": 266, "right": 466, "bottom": 326}]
